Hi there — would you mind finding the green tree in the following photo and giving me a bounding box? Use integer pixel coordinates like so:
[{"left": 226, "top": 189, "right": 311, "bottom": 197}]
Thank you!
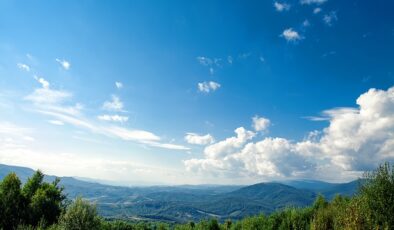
[
  {"left": 29, "top": 178, "right": 66, "bottom": 227},
  {"left": 20, "top": 171, "right": 66, "bottom": 227},
  {"left": 0, "top": 173, "right": 26, "bottom": 229},
  {"left": 59, "top": 197, "right": 101, "bottom": 230},
  {"left": 359, "top": 162, "right": 394, "bottom": 229}
]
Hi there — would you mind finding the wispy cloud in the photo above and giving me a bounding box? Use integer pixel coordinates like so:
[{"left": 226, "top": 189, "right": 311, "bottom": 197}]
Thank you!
[
  {"left": 304, "top": 107, "right": 357, "bottom": 121},
  {"left": 55, "top": 58, "right": 70, "bottom": 70},
  {"left": 196, "top": 56, "right": 213, "bottom": 66},
  {"left": 25, "top": 77, "right": 71, "bottom": 104},
  {"left": 198, "top": 81, "right": 221, "bottom": 93},
  {"left": 0, "top": 122, "right": 34, "bottom": 141},
  {"left": 281, "top": 28, "right": 303, "bottom": 42},
  {"left": 274, "top": 2, "right": 291, "bottom": 12},
  {"left": 102, "top": 95, "right": 124, "bottom": 111},
  {"left": 115, "top": 81, "right": 123, "bottom": 89},
  {"left": 97, "top": 114, "right": 129, "bottom": 123},
  {"left": 17, "top": 63, "right": 30, "bottom": 72},
  {"left": 323, "top": 11, "right": 338, "bottom": 26},
  {"left": 24, "top": 78, "right": 187, "bottom": 150},
  {"left": 196, "top": 56, "right": 222, "bottom": 75},
  {"left": 48, "top": 120, "right": 65, "bottom": 126},
  {"left": 300, "top": 0, "right": 327, "bottom": 5},
  {"left": 303, "top": 19, "right": 311, "bottom": 27},
  {"left": 227, "top": 56, "right": 233, "bottom": 64}
]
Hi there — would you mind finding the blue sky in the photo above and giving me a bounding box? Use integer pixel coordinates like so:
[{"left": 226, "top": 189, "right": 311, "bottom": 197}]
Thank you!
[{"left": 1, "top": 0, "right": 394, "bottom": 185}]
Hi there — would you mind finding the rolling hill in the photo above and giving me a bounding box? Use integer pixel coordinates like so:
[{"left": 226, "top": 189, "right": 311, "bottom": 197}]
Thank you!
[{"left": 0, "top": 163, "right": 361, "bottom": 223}]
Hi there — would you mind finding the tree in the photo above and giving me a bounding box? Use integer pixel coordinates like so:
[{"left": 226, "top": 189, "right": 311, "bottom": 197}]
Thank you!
[
  {"left": 29, "top": 178, "right": 66, "bottom": 226},
  {"left": 0, "top": 173, "right": 26, "bottom": 229},
  {"left": 20, "top": 171, "right": 66, "bottom": 227},
  {"left": 59, "top": 197, "right": 101, "bottom": 230},
  {"left": 359, "top": 162, "right": 394, "bottom": 228}
]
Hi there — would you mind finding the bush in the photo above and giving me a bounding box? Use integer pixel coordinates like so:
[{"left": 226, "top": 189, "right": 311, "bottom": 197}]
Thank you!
[{"left": 59, "top": 197, "right": 101, "bottom": 230}]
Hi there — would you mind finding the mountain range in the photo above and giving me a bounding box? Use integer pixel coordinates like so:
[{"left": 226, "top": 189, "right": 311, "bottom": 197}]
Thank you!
[{"left": 0, "top": 164, "right": 362, "bottom": 223}]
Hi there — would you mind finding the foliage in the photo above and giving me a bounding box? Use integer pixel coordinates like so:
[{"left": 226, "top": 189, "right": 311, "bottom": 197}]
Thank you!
[
  {"left": 0, "top": 171, "right": 65, "bottom": 230},
  {"left": 0, "top": 173, "right": 26, "bottom": 229},
  {"left": 59, "top": 197, "right": 101, "bottom": 230},
  {"left": 1, "top": 162, "right": 394, "bottom": 229}
]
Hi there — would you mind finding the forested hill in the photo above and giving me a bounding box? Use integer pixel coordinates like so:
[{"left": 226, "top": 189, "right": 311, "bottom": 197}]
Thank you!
[{"left": 0, "top": 163, "right": 360, "bottom": 223}]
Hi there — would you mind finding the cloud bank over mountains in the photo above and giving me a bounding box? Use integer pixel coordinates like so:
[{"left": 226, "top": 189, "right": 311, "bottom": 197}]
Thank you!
[{"left": 185, "top": 87, "right": 394, "bottom": 182}]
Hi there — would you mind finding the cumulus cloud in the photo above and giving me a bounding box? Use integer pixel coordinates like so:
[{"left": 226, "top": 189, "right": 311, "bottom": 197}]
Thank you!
[
  {"left": 274, "top": 2, "right": 291, "bottom": 12},
  {"left": 204, "top": 127, "right": 255, "bottom": 159},
  {"left": 300, "top": 0, "right": 327, "bottom": 5},
  {"left": 281, "top": 28, "right": 303, "bottom": 42},
  {"left": 102, "top": 95, "right": 124, "bottom": 111},
  {"left": 17, "top": 63, "right": 30, "bottom": 72},
  {"left": 185, "top": 133, "right": 215, "bottom": 145},
  {"left": 115, "top": 81, "right": 123, "bottom": 89},
  {"left": 252, "top": 116, "right": 271, "bottom": 132},
  {"left": 198, "top": 81, "right": 221, "bottom": 93},
  {"left": 97, "top": 114, "right": 129, "bottom": 123},
  {"left": 323, "top": 11, "right": 338, "bottom": 26},
  {"left": 184, "top": 86, "right": 394, "bottom": 181}
]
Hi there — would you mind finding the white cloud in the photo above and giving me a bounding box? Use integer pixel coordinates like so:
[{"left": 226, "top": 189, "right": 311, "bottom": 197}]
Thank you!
[
  {"left": 142, "top": 141, "right": 190, "bottom": 150},
  {"left": 274, "top": 2, "right": 291, "bottom": 12},
  {"left": 97, "top": 114, "right": 129, "bottom": 123},
  {"left": 55, "top": 58, "right": 70, "bottom": 70},
  {"left": 281, "top": 28, "right": 303, "bottom": 42},
  {"left": 17, "top": 63, "right": 30, "bottom": 72},
  {"left": 198, "top": 81, "right": 221, "bottom": 93},
  {"left": 0, "top": 122, "right": 31, "bottom": 137},
  {"left": 0, "top": 139, "right": 190, "bottom": 185},
  {"left": 24, "top": 79, "right": 187, "bottom": 151},
  {"left": 115, "top": 81, "right": 123, "bottom": 89},
  {"left": 313, "top": 7, "right": 322, "bottom": 14},
  {"left": 323, "top": 11, "right": 338, "bottom": 26},
  {"left": 304, "top": 107, "right": 358, "bottom": 121},
  {"left": 196, "top": 56, "right": 222, "bottom": 75},
  {"left": 185, "top": 86, "right": 394, "bottom": 181},
  {"left": 303, "top": 19, "right": 311, "bottom": 27},
  {"left": 48, "top": 120, "right": 64, "bottom": 126},
  {"left": 102, "top": 95, "right": 124, "bottom": 111},
  {"left": 185, "top": 133, "right": 215, "bottom": 145},
  {"left": 300, "top": 0, "right": 327, "bottom": 5},
  {"left": 252, "top": 116, "right": 271, "bottom": 132},
  {"left": 34, "top": 76, "right": 49, "bottom": 89},
  {"left": 204, "top": 127, "right": 255, "bottom": 159},
  {"left": 196, "top": 56, "right": 213, "bottom": 66},
  {"left": 25, "top": 77, "right": 71, "bottom": 104}
]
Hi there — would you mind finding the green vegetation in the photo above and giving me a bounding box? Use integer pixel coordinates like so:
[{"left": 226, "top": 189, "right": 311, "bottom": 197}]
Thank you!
[{"left": 0, "top": 162, "right": 393, "bottom": 229}]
